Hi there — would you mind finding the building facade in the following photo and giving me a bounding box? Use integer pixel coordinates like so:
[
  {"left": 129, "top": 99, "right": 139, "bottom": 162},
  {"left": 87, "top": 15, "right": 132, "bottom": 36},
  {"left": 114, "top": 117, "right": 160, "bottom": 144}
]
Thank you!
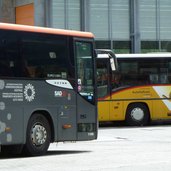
[{"left": 0, "top": 0, "right": 171, "bottom": 53}]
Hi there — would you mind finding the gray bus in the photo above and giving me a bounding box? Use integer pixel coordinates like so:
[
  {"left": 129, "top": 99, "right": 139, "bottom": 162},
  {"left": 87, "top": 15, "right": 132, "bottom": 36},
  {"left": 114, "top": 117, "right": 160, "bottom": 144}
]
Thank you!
[{"left": 0, "top": 23, "right": 97, "bottom": 156}]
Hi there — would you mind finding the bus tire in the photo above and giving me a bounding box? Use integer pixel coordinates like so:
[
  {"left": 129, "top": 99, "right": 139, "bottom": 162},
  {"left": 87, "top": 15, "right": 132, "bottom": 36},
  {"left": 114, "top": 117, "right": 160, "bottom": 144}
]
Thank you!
[
  {"left": 23, "top": 113, "right": 51, "bottom": 156},
  {"left": 126, "top": 103, "right": 149, "bottom": 126}
]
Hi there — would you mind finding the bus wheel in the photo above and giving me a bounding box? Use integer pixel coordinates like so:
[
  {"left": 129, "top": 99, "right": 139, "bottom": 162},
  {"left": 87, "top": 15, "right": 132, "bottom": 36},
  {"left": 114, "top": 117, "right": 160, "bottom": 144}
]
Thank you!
[
  {"left": 126, "top": 103, "right": 149, "bottom": 126},
  {"left": 23, "top": 114, "right": 51, "bottom": 156}
]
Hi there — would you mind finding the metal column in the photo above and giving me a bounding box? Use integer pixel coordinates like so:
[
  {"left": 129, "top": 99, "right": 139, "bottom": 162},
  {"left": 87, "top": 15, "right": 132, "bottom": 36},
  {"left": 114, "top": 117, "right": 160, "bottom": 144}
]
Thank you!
[
  {"left": 80, "top": 0, "right": 90, "bottom": 31},
  {"left": 130, "top": 0, "right": 141, "bottom": 53},
  {"left": 34, "top": 0, "right": 46, "bottom": 27}
]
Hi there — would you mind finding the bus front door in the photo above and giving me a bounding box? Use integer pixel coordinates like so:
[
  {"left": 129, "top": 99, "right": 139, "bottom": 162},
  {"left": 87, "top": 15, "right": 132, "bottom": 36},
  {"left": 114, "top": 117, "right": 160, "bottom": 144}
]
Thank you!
[{"left": 97, "top": 58, "right": 111, "bottom": 121}]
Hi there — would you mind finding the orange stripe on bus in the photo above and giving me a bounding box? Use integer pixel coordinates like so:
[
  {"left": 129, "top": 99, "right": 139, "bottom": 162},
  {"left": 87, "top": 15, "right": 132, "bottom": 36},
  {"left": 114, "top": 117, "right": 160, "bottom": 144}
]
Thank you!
[{"left": 0, "top": 22, "right": 94, "bottom": 38}]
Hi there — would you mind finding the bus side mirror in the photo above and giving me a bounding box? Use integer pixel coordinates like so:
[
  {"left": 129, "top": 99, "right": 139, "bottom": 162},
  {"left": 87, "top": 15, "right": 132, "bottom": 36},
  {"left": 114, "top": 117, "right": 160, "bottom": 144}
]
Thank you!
[{"left": 110, "top": 58, "right": 116, "bottom": 71}]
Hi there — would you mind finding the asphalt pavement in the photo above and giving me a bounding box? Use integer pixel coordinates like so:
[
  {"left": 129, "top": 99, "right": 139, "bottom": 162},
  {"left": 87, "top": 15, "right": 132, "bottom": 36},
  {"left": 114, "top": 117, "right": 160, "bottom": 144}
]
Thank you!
[{"left": 1, "top": 124, "right": 171, "bottom": 171}]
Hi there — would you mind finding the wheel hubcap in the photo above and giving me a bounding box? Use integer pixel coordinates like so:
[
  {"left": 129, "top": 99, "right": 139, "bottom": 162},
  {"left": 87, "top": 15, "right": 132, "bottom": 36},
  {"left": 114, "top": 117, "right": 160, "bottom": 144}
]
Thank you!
[
  {"left": 131, "top": 108, "right": 144, "bottom": 121},
  {"left": 31, "top": 124, "right": 47, "bottom": 146}
]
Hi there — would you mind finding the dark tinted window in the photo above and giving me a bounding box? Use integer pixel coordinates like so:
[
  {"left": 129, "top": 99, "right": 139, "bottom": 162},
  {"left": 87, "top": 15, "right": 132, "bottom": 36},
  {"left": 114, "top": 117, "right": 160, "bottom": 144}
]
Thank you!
[
  {"left": 0, "top": 30, "right": 74, "bottom": 80},
  {"left": 96, "top": 59, "right": 109, "bottom": 98},
  {"left": 21, "top": 35, "right": 69, "bottom": 79},
  {"left": 0, "top": 31, "right": 21, "bottom": 77},
  {"left": 118, "top": 57, "right": 171, "bottom": 85}
]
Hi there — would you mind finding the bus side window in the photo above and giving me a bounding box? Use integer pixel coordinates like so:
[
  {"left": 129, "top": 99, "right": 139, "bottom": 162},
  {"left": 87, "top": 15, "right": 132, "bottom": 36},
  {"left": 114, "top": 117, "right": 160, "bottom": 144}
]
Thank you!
[
  {"left": 21, "top": 35, "right": 69, "bottom": 79},
  {"left": 0, "top": 60, "right": 13, "bottom": 77},
  {"left": 111, "top": 72, "right": 121, "bottom": 88},
  {"left": 160, "top": 74, "right": 168, "bottom": 84},
  {"left": 168, "top": 75, "right": 171, "bottom": 83},
  {"left": 97, "top": 69, "right": 108, "bottom": 98},
  {"left": 150, "top": 74, "right": 158, "bottom": 84}
]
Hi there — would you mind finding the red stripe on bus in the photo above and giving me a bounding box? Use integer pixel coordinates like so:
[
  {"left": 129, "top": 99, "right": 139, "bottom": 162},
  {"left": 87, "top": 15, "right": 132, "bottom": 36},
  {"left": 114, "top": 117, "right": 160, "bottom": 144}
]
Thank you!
[{"left": 98, "top": 84, "right": 171, "bottom": 101}]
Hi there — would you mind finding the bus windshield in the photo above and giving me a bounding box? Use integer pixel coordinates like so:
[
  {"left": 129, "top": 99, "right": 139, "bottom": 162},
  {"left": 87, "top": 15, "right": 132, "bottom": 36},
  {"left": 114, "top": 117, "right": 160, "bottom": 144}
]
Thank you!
[{"left": 75, "top": 41, "right": 94, "bottom": 103}]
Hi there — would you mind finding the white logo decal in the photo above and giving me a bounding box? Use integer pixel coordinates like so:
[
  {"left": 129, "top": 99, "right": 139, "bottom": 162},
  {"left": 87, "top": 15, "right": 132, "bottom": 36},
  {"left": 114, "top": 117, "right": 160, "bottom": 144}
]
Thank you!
[
  {"left": 46, "top": 80, "right": 73, "bottom": 89},
  {"left": 153, "top": 86, "right": 171, "bottom": 110},
  {"left": 54, "top": 91, "right": 63, "bottom": 97},
  {"left": 24, "top": 84, "right": 35, "bottom": 102}
]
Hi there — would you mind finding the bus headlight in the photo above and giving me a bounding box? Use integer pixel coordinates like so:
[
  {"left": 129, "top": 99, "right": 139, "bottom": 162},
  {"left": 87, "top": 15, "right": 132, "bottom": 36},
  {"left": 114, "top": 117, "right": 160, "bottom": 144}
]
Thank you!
[{"left": 78, "top": 123, "right": 95, "bottom": 132}]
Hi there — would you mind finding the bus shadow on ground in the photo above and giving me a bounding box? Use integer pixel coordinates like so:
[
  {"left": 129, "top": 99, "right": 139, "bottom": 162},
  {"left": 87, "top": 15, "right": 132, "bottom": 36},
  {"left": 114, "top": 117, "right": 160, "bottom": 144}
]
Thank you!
[
  {"left": 46, "top": 150, "right": 91, "bottom": 156},
  {"left": 99, "top": 120, "right": 171, "bottom": 128},
  {"left": 0, "top": 150, "right": 91, "bottom": 159}
]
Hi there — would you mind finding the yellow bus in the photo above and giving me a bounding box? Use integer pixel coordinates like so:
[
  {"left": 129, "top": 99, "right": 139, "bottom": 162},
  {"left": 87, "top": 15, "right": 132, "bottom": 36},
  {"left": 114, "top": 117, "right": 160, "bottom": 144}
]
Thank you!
[{"left": 97, "top": 52, "right": 171, "bottom": 126}]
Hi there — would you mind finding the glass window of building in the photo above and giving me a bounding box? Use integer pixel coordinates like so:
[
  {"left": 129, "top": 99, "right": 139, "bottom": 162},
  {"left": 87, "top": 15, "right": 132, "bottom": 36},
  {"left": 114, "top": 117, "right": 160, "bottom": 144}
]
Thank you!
[
  {"left": 112, "top": 0, "right": 129, "bottom": 40},
  {"left": 160, "top": 0, "right": 171, "bottom": 40},
  {"left": 89, "top": 0, "right": 109, "bottom": 39},
  {"left": 51, "top": 0, "right": 65, "bottom": 28},
  {"left": 140, "top": 0, "right": 171, "bottom": 52},
  {"left": 140, "top": 0, "right": 158, "bottom": 52},
  {"left": 51, "top": 0, "right": 80, "bottom": 30},
  {"left": 68, "top": 0, "right": 80, "bottom": 30},
  {"left": 160, "top": 0, "right": 171, "bottom": 52},
  {"left": 140, "top": 0, "right": 157, "bottom": 40},
  {"left": 111, "top": 0, "right": 130, "bottom": 53},
  {"left": 89, "top": 0, "right": 130, "bottom": 53}
]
